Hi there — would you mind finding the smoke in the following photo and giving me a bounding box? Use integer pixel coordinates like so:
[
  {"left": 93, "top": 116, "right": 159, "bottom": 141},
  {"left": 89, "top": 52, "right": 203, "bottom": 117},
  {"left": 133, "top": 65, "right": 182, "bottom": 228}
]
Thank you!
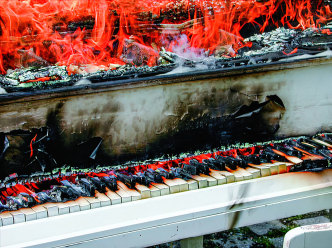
[
  {"left": 169, "top": 34, "right": 208, "bottom": 62},
  {"left": 163, "top": 34, "right": 212, "bottom": 74}
]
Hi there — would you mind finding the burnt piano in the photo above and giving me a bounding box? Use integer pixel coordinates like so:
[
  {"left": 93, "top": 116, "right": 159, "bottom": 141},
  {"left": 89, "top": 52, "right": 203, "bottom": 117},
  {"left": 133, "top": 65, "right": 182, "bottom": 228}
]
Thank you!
[{"left": 0, "top": 0, "right": 332, "bottom": 247}]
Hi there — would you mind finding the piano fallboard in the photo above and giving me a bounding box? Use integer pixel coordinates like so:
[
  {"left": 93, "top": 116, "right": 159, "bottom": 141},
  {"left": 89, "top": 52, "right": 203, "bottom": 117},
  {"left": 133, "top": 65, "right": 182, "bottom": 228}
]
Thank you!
[{"left": 0, "top": 169, "right": 331, "bottom": 248}]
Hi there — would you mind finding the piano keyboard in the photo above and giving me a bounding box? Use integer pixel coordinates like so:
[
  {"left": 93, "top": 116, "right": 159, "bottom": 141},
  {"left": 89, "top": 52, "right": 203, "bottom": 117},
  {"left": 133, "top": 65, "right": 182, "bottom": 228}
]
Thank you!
[
  {"left": 0, "top": 134, "right": 331, "bottom": 227},
  {"left": 1, "top": 169, "right": 331, "bottom": 248}
]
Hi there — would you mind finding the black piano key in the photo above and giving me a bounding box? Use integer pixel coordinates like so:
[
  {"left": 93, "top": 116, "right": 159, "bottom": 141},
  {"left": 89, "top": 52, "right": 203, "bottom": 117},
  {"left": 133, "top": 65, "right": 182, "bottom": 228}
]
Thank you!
[
  {"left": 115, "top": 173, "right": 136, "bottom": 189},
  {"left": 133, "top": 173, "right": 149, "bottom": 186},
  {"left": 189, "top": 159, "right": 210, "bottom": 175},
  {"left": 144, "top": 169, "right": 163, "bottom": 184},
  {"left": 205, "top": 157, "right": 230, "bottom": 170},
  {"left": 100, "top": 176, "right": 118, "bottom": 191},
  {"left": 155, "top": 167, "right": 174, "bottom": 179},
  {"left": 76, "top": 178, "right": 96, "bottom": 196},
  {"left": 90, "top": 177, "right": 107, "bottom": 193},
  {"left": 182, "top": 163, "right": 198, "bottom": 175},
  {"left": 170, "top": 167, "right": 193, "bottom": 180},
  {"left": 269, "top": 145, "right": 302, "bottom": 158},
  {"left": 214, "top": 156, "right": 239, "bottom": 170},
  {"left": 239, "top": 154, "right": 261, "bottom": 165}
]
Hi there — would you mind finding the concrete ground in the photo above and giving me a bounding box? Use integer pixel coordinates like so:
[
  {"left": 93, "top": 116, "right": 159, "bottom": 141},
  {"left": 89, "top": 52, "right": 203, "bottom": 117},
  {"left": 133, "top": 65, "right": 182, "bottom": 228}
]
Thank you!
[{"left": 151, "top": 210, "right": 330, "bottom": 248}]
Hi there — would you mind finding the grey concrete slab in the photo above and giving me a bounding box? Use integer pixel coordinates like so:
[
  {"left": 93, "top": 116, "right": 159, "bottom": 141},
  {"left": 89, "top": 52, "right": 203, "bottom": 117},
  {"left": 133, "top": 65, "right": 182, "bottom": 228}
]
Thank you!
[
  {"left": 270, "top": 237, "right": 284, "bottom": 248},
  {"left": 293, "top": 216, "right": 330, "bottom": 226},
  {"left": 248, "top": 220, "right": 286, "bottom": 235}
]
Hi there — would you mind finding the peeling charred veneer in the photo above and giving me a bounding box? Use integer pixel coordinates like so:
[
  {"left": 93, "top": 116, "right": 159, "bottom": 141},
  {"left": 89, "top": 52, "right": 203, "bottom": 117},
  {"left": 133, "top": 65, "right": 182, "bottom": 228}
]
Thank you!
[{"left": 0, "top": 57, "right": 331, "bottom": 163}]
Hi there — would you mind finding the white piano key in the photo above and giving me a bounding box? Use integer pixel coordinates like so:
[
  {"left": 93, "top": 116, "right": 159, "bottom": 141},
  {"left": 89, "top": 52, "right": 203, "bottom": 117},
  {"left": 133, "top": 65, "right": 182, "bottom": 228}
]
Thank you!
[
  {"left": 84, "top": 196, "right": 101, "bottom": 209},
  {"left": 211, "top": 169, "right": 235, "bottom": 183},
  {"left": 42, "top": 203, "right": 59, "bottom": 217},
  {"left": 118, "top": 182, "right": 141, "bottom": 201},
  {"left": 273, "top": 162, "right": 287, "bottom": 174},
  {"left": 75, "top": 197, "right": 91, "bottom": 211},
  {"left": 149, "top": 185, "right": 161, "bottom": 197},
  {"left": 105, "top": 189, "right": 122, "bottom": 205},
  {"left": 0, "top": 212, "right": 13, "bottom": 226},
  {"left": 173, "top": 178, "right": 189, "bottom": 192},
  {"left": 190, "top": 175, "right": 208, "bottom": 188},
  {"left": 56, "top": 203, "right": 70, "bottom": 215},
  {"left": 31, "top": 205, "right": 47, "bottom": 219},
  {"left": 151, "top": 183, "right": 170, "bottom": 196},
  {"left": 244, "top": 167, "right": 260, "bottom": 179},
  {"left": 162, "top": 179, "right": 180, "bottom": 194},
  {"left": 19, "top": 208, "right": 37, "bottom": 222},
  {"left": 115, "top": 182, "right": 132, "bottom": 203},
  {"left": 10, "top": 210, "right": 25, "bottom": 224},
  {"left": 95, "top": 192, "right": 111, "bottom": 207},
  {"left": 225, "top": 167, "right": 244, "bottom": 182},
  {"left": 135, "top": 184, "right": 151, "bottom": 199},
  {"left": 209, "top": 171, "right": 227, "bottom": 185},
  {"left": 312, "top": 138, "right": 332, "bottom": 148},
  {"left": 248, "top": 163, "right": 271, "bottom": 177},
  {"left": 64, "top": 201, "right": 80, "bottom": 213},
  {"left": 266, "top": 163, "right": 279, "bottom": 175},
  {"left": 237, "top": 168, "right": 253, "bottom": 180},
  {"left": 199, "top": 174, "right": 217, "bottom": 187},
  {"left": 187, "top": 179, "right": 199, "bottom": 190}
]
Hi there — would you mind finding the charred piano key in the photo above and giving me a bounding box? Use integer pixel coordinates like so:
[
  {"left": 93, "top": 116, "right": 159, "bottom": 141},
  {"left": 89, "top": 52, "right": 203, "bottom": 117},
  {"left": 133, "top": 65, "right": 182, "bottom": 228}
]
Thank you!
[
  {"left": 273, "top": 144, "right": 303, "bottom": 158},
  {"left": 172, "top": 166, "right": 207, "bottom": 188},
  {"left": 144, "top": 169, "right": 163, "bottom": 184},
  {"left": 89, "top": 177, "right": 107, "bottom": 193},
  {"left": 189, "top": 159, "right": 210, "bottom": 175},
  {"left": 115, "top": 173, "right": 136, "bottom": 189},
  {"left": 76, "top": 179, "right": 97, "bottom": 196},
  {"left": 155, "top": 168, "right": 174, "bottom": 179},
  {"left": 100, "top": 176, "right": 118, "bottom": 192},
  {"left": 203, "top": 158, "right": 235, "bottom": 183},
  {"left": 133, "top": 173, "right": 148, "bottom": 187},
  {"left": 214, "top": 156, "right": 238, "bottom": 170}
]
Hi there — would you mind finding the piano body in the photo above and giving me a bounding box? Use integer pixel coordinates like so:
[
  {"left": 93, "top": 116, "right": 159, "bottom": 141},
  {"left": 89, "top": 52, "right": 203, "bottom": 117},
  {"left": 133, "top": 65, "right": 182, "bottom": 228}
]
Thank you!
[{"left": 0, "top": 54, "right": 332, "bottom": 247}]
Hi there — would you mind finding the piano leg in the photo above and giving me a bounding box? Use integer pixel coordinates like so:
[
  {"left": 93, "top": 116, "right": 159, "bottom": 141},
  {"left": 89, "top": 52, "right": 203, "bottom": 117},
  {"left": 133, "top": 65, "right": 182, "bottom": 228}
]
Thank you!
[{"left": 180, "top": 236, "right": 203, "bottom": 248}]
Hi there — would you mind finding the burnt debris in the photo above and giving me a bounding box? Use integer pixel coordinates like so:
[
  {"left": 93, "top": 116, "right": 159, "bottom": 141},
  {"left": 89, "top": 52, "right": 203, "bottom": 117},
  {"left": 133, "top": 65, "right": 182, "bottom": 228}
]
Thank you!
[{"left": 1, "top": 22, "right": 332, "bottom": 92}]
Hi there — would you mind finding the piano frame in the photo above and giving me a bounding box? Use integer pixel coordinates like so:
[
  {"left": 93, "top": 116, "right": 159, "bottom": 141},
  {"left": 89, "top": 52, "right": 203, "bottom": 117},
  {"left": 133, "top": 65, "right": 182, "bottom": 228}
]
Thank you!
[{"left": 1, "top": 170, "right": 331, "bottom": 248}]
